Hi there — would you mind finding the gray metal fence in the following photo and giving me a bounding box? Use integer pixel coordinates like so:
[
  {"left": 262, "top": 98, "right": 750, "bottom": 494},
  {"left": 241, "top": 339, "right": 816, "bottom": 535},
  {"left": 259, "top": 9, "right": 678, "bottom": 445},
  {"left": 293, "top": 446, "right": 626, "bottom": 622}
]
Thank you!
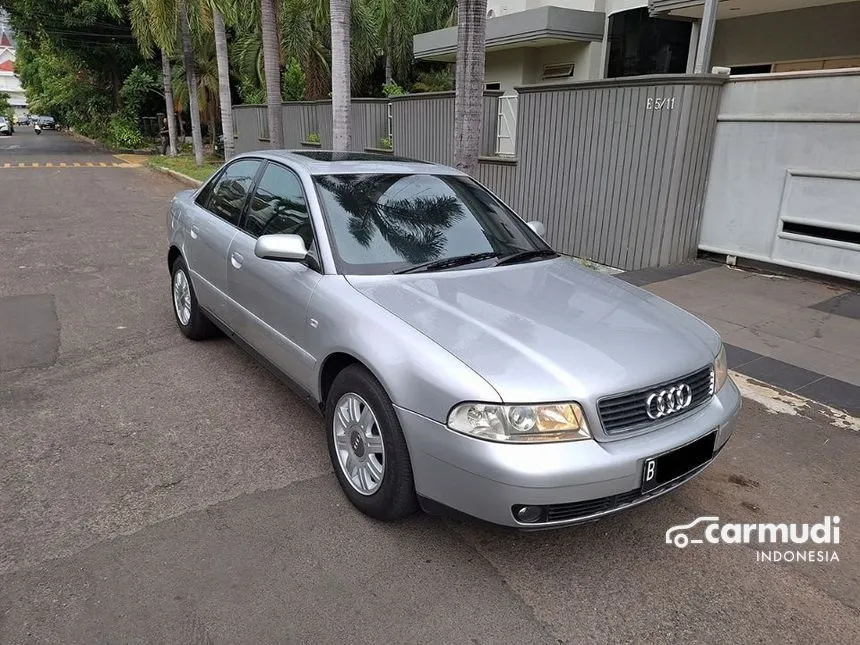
[{"left": 232, "top": 76, "right": 726, "bottom": 270}]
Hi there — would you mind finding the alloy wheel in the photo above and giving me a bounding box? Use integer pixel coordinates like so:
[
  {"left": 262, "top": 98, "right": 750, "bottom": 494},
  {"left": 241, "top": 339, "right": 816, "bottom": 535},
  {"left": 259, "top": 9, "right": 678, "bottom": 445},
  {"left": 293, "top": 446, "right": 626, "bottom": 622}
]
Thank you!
[{"left": 332, "top": 392, "right": 385, "bottom": 495}]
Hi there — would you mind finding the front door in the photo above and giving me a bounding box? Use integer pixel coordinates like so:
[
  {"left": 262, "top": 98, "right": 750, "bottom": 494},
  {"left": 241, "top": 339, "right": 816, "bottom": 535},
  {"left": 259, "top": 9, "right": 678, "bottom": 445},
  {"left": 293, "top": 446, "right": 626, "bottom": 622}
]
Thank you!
[
  {"left": 226, "top": 161, "right": 322, "bottom": 390},
  {"left": 184, "top": 158, "right": 262, "bottom": 318}
]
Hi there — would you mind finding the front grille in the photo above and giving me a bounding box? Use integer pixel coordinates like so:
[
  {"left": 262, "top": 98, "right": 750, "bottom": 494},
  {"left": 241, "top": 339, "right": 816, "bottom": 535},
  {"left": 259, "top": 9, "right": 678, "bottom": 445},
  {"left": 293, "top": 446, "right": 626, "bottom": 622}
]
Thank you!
[{"left": 598, "top": 366, "right": 714, "bottom": 435}]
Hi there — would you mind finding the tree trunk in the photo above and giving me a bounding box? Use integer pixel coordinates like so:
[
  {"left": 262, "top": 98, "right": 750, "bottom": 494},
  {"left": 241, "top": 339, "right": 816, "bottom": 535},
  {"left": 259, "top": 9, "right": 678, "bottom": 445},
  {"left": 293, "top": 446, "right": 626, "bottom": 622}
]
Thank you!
[
  {"left": 453, "top": 0, "right": 487, "bottom": 176},
  {"left": 213, "top": 7, "right": 235, "bottom": 160},
  {"left": 330, "top": 0, "right": 352, "bottom": 151},
  {"left": 180, "top": 2, "right": 205, "bottom": 166},
  {"left": 160, "top": 49, "right": 178, "bottom": 156},
  {"left": 260, "top": 0, "right": 284, "bottom": 148},
  {"left": 384, "top": 33, "right": 393, "bottom": 84}
]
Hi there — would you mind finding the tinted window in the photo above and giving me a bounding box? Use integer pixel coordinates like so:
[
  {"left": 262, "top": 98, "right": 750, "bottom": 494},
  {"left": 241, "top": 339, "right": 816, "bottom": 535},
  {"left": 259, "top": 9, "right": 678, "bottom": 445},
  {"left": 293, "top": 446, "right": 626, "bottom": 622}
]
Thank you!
[
  {"left": 607, "top": 8, "right": 691, "bottom": 78},
  {"left": 314, "top": 173, "right": 548, "bottom": 275},
  {"left": 244, "top": 163, "right": 314, "bottom": 249},
  {"left": 203, "top": 159, "right": 260, "bottom": 224}
]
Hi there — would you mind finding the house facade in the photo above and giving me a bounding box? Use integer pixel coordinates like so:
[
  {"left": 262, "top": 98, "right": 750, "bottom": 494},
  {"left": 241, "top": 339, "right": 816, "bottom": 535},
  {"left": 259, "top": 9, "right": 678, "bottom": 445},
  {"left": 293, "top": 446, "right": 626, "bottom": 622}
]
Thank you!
[
  {"left": 0, "top": 11, "right": 27, "bottom": 117},
  {"left": 414, "top": 1, "right": 860, "bottom": 92}
]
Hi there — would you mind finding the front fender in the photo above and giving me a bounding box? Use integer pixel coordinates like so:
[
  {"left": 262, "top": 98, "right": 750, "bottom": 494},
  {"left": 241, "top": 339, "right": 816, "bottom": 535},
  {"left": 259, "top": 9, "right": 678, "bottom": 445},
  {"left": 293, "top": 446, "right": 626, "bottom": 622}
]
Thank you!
[{"left": 307, "top": 277, "right": 501, "bottom": 422}]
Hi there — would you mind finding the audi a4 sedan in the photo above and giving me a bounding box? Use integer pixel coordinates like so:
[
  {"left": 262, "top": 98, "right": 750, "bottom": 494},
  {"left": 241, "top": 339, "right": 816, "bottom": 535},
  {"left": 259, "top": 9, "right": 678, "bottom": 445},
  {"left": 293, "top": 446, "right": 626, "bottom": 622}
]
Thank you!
[{"left": 166, "top": 150, "right": 740, "bottom": 528}]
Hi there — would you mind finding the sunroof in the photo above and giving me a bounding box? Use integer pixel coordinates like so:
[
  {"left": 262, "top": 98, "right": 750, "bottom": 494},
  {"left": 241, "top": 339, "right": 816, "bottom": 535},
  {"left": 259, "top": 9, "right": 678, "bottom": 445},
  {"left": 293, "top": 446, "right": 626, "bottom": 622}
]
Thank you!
[{"left": 290, "top": 150, "right": 422, "bottom": 163}]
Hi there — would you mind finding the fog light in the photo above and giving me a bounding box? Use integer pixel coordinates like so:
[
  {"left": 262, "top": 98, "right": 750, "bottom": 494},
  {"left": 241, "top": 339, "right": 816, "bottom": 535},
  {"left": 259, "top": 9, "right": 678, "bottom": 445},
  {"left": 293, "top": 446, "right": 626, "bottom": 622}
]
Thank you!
[{"left": 514, "top": 505, "right": 544, "bottom": 523}]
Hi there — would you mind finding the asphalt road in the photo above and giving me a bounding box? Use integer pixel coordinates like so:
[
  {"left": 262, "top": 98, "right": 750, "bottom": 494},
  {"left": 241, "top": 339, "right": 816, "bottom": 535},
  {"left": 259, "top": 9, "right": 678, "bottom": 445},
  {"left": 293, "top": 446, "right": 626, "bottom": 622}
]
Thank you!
[{"left": 1, "top": 129, "right": 858, "bottom": 644}]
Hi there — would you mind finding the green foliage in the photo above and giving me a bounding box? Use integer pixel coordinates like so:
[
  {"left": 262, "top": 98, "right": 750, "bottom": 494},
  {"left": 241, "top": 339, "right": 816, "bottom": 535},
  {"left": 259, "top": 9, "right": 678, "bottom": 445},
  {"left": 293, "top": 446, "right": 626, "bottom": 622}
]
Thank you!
[
  {"left": 381, "top": 81, "right": 406, "bottom": 97},
  {"left": 306, "top": 132, "right": 320, "bottom": 144},
  {"left": 120, "top": 65, "right": 159, "bottom": 120},
  {"left": 412, "top": 69, "right": 454, "bottom": 93},
  {"left": 106, "top": 113, "right": 146, "bottom": 149},
  {"left": 0, "top": 92, "right": 12, "bottom": 122},
  {"left": 237, "top": 77, "right": 266, "bottom": 104},
  {"left": 282, "top": 58, "right": 307, "bottom": 101},
  {"left": 379, "top": 135, "right": 392, "bottom": 150}
]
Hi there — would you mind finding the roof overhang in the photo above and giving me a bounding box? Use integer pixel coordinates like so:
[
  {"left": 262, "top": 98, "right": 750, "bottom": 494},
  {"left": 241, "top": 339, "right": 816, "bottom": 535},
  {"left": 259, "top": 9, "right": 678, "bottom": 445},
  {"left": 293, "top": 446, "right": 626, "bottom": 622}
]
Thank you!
[
  {"left": 649, "top": 0, "right": 859, "bottom": 18},
  {"left": 414, "top": 6, "right": 606, "bottom": 62}
]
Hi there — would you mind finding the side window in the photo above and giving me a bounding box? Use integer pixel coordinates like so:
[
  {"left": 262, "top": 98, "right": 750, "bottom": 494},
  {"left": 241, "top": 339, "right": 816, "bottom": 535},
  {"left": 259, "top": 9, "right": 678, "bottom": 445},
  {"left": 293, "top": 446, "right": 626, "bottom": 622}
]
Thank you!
[
  {"left": 203, "top": 159, "right": 261, "bottom": 225},
  {"left": 244, "top": 163, "right": 314, "bottom": 250}
]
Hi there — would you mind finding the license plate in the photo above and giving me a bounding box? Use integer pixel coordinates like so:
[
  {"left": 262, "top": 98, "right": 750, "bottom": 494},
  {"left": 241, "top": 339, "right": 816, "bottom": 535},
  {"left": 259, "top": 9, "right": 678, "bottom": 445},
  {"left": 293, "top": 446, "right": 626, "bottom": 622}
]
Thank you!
[{"left": 641, "top": 431, "right": 717, "bottom": 494}]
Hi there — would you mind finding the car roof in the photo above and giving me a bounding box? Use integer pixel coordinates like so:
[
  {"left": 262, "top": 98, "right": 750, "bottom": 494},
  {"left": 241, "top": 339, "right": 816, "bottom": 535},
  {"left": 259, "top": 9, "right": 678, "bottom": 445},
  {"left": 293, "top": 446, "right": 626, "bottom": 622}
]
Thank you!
[{"left": 237, "top": 149, "right": 465, "bottom": 176}]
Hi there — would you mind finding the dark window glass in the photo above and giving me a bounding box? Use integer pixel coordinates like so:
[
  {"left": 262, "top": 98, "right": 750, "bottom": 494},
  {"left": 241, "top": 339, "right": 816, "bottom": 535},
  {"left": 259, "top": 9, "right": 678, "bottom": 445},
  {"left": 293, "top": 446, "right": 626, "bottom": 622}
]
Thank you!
[
  {"left": 607, "top": 8, "right": 691, "bottom": 78},
  {"left": 313, "top": 173, "right": 549, "bottom": 275},
  {"left": 244, "top": 163, "right": 314, "bottom": 249},
  {"left": 203, "top": 159, "right": 260, "bottom": 224}
]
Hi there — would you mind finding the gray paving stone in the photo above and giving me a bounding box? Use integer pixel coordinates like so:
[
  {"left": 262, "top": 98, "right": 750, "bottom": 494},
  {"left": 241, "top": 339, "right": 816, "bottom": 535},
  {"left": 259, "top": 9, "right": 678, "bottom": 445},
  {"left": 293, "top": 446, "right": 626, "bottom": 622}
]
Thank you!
[
  {"left": 795, "top": 377, "right": 860, "bottom": 415},
  {"left": 810, "top": 290, "right": 860, "bottom": 321},
  {"left": 737, "top": 357, "right": 823, "bottom": 393}
]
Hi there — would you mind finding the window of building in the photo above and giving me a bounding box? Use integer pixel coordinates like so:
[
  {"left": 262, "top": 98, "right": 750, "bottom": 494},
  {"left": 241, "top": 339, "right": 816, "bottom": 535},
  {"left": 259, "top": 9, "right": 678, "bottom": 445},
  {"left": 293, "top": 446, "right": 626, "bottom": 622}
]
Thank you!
[
  {"left": 485, "top": 82, "right": 501, "bottom": 91},
  {"left": 730, "top": 64, "right": 773, "bottom": 75},
  {"left": 607, "top": 8, "right": 692, "bottom": 78}
]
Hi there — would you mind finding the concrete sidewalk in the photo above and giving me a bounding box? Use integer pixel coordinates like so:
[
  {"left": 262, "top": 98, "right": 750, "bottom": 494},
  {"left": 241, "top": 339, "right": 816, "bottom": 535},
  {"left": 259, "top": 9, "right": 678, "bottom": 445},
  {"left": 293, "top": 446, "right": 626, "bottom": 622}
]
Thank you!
[{"left": 620, "top": 261, "right": 860, "bottom": 415}]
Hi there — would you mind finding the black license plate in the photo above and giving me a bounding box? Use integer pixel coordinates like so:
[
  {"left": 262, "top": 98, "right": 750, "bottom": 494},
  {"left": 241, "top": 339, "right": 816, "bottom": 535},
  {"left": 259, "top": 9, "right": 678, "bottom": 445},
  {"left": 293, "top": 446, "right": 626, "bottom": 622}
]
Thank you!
[{"left": 641, "top": 431, "right": 717, "bottom": 493}]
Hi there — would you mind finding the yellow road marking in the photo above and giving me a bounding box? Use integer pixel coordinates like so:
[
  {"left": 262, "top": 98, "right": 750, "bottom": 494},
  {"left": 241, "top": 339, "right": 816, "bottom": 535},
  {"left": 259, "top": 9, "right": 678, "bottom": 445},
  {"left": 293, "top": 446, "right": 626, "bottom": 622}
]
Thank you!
[{"left": 0, "top": 161, "right": 142, "bottom": 170}]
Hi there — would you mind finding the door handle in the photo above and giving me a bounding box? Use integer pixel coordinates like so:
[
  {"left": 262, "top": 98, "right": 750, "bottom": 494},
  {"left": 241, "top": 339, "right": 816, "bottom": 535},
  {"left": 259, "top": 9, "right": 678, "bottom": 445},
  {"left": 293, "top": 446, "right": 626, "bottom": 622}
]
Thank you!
[
  {"left": 189, "top": 225, "right": 200, "bottom": 239},
  {"left": 231, "top": 251, "right": 244, "bottom": 269}
]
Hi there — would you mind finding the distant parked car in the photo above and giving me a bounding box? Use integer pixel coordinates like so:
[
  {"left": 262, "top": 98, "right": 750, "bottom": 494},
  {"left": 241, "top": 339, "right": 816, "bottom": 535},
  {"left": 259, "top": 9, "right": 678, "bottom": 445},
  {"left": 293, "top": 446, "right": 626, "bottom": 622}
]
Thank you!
[
  {"left": 38, "top": 116, "right": 56, "bottom": 130},
  {"left": 0, "top": 116, "right": 11, "bottom": 135},
  {"left": 165, "top": 150, "right": 741, "bottom": 529}
]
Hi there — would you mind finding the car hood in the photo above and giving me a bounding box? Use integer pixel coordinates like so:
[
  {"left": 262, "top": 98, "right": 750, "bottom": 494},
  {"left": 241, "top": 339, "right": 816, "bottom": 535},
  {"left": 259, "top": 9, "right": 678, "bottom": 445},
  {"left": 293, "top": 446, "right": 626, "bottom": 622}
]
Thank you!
[{"left": 346, "top": 258, "right": 720, "bottom": 404}]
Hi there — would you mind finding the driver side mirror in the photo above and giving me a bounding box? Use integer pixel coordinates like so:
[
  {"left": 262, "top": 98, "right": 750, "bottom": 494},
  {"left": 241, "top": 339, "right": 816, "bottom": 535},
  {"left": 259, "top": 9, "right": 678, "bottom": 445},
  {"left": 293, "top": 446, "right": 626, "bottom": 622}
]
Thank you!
[
  {"left": 254, "top": 234, "right": 308, "bottom": 262},
  {"left": 527, "top": 221, "right": 546, "bottom": 238}
]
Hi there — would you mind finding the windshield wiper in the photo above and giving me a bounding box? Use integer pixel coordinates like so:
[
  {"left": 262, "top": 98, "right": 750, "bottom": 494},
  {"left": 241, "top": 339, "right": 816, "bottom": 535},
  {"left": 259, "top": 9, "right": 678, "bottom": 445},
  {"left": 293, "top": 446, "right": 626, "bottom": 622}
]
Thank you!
[
  {"left": 494, "top": 249, "right": 558, "bottom": 267},
  {"left": 393, "top": 251, "right": 499, "bottom": 275}
]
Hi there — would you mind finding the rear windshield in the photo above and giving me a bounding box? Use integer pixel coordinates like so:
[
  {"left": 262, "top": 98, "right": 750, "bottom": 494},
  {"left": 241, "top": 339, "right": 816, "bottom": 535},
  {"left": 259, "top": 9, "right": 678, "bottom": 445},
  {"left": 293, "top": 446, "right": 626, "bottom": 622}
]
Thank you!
[{"left": 312, "top": 173, "right": 548, "bottom": 275}]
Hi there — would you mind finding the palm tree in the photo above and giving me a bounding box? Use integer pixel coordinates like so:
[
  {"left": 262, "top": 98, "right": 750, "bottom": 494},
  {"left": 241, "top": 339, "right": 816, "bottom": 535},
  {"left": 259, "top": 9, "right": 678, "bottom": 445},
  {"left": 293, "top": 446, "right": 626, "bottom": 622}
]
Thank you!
[
  {"left": 453, "top": 0, "right": 487, "bottom": 175},
  {"left": 211, "top": 1, "right": 235, "bottom": 159},
  {"left": 259, "top": 0, "right": 284, "bottom": 148},
  {"left": 128, "top": 0, "right": 178, "bottom": 155},
  {"left": 330, "top": 0, "right": 351, "bottom": 150},
  {"left": 375, "top": 0, "right": 421, "bottom": 85},
  {"left": 179, "top": 1, "right": 205, "bottom": 165}
]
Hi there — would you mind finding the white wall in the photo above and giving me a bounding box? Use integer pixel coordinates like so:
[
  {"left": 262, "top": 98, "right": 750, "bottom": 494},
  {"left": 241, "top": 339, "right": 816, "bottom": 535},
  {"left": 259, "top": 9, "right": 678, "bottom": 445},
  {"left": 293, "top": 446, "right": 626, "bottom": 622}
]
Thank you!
[
  {"left": 712, "top": 2, "right": 860, "bottom": 67},
  {"left": 485, "top": 41, "right": 597, "bottom": 92},
  {"left": 699, "top": 70, "right": 860, "bottom": 281}
]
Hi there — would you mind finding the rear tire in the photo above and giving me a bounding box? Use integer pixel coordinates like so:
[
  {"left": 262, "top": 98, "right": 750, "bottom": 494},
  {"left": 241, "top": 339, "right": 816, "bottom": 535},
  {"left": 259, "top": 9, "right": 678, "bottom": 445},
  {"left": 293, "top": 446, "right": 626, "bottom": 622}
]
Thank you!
[
  {"left": 325, "top": 365, "right": 418, "bottom": 521},
  {"left": 170, "top": 257, "right": 217, "bottom": 340}
]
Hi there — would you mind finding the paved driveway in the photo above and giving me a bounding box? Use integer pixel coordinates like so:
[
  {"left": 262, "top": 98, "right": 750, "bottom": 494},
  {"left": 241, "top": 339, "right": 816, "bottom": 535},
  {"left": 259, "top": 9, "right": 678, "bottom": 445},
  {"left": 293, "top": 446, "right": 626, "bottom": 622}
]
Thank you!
[{"left": 1, "top": 131, "right": 858, "bottom": 643}]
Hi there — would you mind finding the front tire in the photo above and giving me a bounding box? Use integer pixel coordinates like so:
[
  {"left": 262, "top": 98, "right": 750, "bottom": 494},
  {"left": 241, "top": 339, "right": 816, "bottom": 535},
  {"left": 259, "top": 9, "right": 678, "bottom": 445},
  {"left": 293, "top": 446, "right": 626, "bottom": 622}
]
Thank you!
[
  {"left": 170, "top": 257, "right": 216, "bottom": 340},
  {"left": 325, "top": 365, "right": 418, "bottom": 521}
]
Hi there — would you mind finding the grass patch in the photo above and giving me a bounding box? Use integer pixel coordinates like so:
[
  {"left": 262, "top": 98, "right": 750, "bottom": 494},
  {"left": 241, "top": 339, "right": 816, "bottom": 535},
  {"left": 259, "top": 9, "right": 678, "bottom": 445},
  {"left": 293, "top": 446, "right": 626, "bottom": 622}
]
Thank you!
[{"left": 148, "top": 154, "right": 222, "bottom": 182}]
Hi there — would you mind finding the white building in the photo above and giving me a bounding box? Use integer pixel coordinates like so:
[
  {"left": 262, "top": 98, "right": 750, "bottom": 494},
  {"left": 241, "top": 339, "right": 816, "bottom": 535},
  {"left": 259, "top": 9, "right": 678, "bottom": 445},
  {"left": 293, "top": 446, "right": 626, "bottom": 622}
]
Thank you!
[
  {"left": 414, "top": 1, "right": 860, "bottom": 93},
  {"left": 0, "top": 10, "right": 27, "bottom": 117}
]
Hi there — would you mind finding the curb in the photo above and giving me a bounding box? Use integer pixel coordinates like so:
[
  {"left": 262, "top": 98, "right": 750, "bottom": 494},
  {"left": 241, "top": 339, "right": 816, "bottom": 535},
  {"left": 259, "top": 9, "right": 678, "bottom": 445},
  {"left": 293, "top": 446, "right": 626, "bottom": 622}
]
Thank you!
[{"left": 148, "top": 164, "right": 202, "bottom": 187}]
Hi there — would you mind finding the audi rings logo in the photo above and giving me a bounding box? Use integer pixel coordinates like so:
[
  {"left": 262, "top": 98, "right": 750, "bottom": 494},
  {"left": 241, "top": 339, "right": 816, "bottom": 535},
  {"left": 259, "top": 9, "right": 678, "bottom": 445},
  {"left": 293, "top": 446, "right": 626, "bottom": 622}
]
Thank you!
[{"left": 645, "top": 384, "right": 692, "bottom": 419}]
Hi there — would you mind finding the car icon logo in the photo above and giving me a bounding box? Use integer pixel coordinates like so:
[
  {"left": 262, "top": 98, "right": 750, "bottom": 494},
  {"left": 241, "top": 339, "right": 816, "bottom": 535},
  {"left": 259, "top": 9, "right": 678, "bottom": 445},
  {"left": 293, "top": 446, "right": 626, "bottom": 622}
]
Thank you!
[{"left": 665, "top": 516, "right": 720, "bottom": 548}]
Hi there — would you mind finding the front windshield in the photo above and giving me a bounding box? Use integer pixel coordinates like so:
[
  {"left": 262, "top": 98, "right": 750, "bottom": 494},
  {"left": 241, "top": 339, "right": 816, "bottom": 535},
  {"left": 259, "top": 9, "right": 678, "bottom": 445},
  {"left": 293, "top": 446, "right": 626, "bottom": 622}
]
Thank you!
[{"left": 313, "top": 173, "right": 550, "bottom": 275}]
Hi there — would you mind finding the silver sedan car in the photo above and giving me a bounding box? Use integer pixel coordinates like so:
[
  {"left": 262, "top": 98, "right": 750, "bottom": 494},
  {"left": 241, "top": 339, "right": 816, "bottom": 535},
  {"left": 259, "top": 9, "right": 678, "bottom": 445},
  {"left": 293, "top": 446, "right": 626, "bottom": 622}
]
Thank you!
[{"left": 166, "top": 150, "right": 740, "bottom": 528}]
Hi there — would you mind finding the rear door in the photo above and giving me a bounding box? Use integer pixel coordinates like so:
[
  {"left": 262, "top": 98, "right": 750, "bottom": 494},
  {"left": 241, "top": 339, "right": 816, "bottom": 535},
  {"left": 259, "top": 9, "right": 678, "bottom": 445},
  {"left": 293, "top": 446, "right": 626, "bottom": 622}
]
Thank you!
[
  {"left": 225, "top": 161, "right": 322, "bottom": 389},
  {"left": 183, "top": 158, "right": 261, "bottom": 320}
]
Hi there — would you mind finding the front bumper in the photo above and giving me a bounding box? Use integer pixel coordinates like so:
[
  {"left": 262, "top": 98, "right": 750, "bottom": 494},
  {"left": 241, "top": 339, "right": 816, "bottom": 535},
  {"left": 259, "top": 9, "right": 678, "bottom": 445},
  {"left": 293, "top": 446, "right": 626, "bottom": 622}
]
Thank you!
[{"left": 396, "top": 378, "right": 741, "bottom": 528}]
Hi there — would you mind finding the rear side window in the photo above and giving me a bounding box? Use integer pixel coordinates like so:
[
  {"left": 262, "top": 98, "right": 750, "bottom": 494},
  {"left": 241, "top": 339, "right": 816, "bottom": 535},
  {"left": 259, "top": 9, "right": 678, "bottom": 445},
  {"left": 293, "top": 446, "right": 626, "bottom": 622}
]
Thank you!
[
  {"left": 201, "top": 159, "right": 260, "bottom": 225},
  {"left": 244, "top": 163, "right": 314, "bottom": 249}
]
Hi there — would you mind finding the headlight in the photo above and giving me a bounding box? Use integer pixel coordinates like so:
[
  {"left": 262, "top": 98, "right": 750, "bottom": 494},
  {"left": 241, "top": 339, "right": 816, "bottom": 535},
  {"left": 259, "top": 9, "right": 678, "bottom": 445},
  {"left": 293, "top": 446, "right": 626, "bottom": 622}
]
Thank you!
[
  {"left": 714, "top": 344, "right": 728, "bottom": 393},
  {"left": 447, "top": 402, "right": 591, "bottom": 443}
]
